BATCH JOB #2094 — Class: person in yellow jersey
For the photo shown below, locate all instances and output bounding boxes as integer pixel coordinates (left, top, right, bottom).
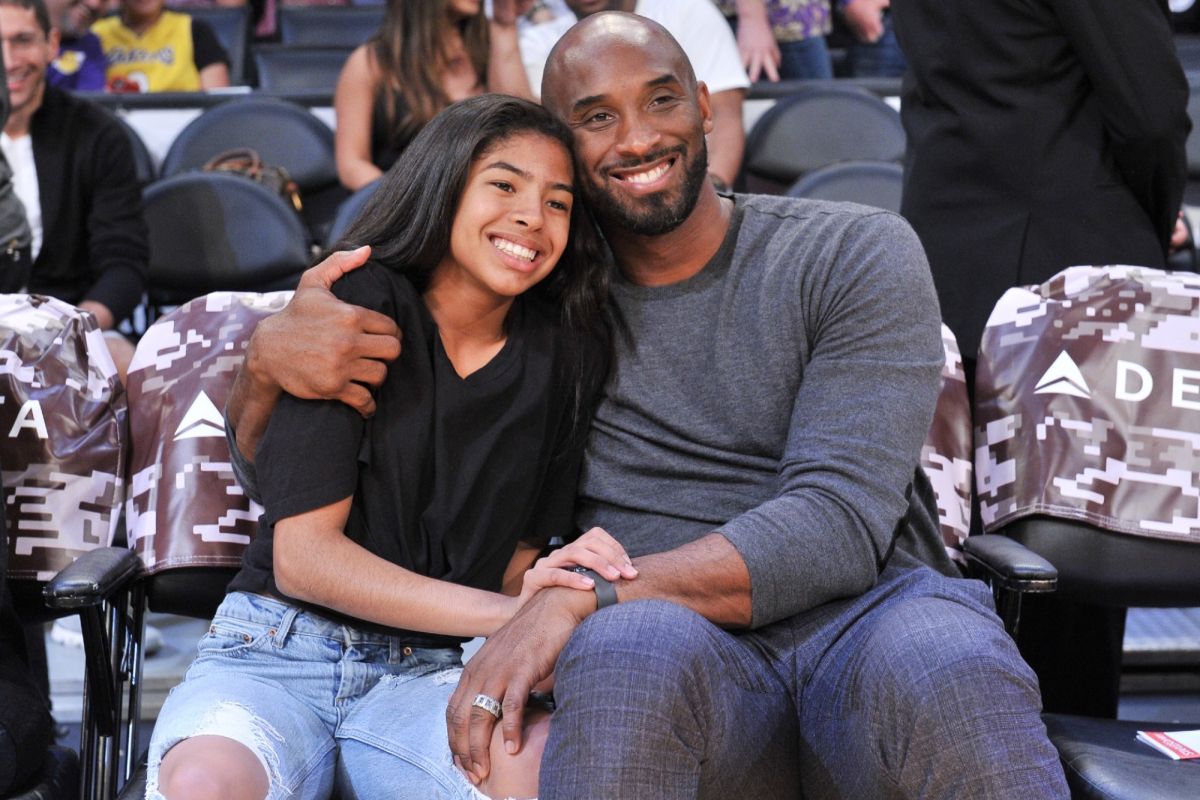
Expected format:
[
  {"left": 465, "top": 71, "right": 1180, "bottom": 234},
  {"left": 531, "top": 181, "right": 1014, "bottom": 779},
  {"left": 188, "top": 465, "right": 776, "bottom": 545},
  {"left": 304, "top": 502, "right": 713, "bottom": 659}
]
[{"left": 92, "top": 0, "right": 229, "bottom": 92}]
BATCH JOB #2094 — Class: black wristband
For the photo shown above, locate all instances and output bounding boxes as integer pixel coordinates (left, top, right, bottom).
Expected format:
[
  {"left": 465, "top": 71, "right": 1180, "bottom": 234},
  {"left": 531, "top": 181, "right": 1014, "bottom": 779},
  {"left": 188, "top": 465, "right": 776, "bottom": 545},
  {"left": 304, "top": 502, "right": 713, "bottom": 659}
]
[{"left": 571, "top": 567, "right": 619, "bottom": 609}]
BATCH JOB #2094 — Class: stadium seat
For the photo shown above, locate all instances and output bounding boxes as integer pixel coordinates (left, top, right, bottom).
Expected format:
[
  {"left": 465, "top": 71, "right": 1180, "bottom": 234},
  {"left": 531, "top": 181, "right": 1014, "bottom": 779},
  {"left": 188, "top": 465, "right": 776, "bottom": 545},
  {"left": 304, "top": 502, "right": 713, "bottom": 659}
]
[
  {"left": 0, "top": 295, "right": 131, "bottom": 800},
  {"left": 966, "top": 265, "right": 1200, "bottom": 800},
  {"left": 186, "top": 5, "right": 251, "bottom": 86},
  {"left": 742, "top": 83, "right": 905, "bottom": 195},
  {"left": 159, "top": 96, "right": 347, "bottom": 244},
  {"left": 325, "top": 178, "right": 379, "bottom": 249},
  {"left": 785, "top": 160, "right": 903, "bottom": 212},
  {"left": 253, "top": 45, "right": 353, "bottom": 93},
  {"left": 48, "top": 293, "right": 340, "bottom": 799},
  {"left": 141, "top": 172, "right": 309, "bottom": 319},
  {"left": 277, "top": 5, "right": 382, "bottom": 47},
  {"left": 113, "top": 114, "right": 156, "bottom": 186}
]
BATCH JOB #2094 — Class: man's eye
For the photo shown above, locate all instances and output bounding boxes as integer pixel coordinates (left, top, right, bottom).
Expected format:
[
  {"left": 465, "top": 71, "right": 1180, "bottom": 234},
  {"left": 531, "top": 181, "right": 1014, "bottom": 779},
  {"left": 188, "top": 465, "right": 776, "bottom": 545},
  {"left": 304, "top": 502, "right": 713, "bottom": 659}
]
[{"left": 586, "top": 111, "right": 613, "bottom": 124}]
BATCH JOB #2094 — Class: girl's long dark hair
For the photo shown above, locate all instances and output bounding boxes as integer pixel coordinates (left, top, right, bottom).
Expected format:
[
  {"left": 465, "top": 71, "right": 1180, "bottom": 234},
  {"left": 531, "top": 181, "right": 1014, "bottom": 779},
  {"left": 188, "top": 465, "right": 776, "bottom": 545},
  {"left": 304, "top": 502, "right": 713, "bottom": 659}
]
[
  {"left": 370, "top": 0, "right": 488, "bottom": 154},
  {"left": 335, "top": 94, "right": 612, "bottom": 450}
]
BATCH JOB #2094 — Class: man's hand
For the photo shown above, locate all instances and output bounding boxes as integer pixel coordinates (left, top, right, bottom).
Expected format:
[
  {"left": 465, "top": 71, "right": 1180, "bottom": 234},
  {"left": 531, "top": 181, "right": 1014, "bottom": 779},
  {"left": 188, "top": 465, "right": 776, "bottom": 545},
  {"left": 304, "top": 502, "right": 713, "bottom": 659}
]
[
  {"left": 447, "top": 587, "right": 595, "bottom": 785},
  {"left": 842, "top": 0, "right": 889, "bottom": 44},
  {"left": 491, "top": 0, "right": 536, "bottom": 26},
  {"left": 735, "top": 0, "right": 781, "bottom": 82},
  {"left": 246, "top": 246, "right": 401, "bottom": 418}
]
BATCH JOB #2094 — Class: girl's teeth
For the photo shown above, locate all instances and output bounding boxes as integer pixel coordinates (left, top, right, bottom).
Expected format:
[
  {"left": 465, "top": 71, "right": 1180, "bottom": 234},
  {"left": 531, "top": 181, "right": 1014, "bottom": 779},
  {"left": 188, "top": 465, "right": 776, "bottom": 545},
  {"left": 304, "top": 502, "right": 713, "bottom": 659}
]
[{"left": 494, "top": 238, "right": 536, "bottom": 261}]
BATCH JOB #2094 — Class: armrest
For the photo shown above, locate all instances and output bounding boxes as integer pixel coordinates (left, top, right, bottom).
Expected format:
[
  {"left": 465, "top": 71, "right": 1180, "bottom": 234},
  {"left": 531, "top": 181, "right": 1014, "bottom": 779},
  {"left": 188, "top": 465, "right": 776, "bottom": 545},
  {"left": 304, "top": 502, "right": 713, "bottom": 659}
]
[
  {"left": 43, "top": 546, "right": 143, "bottom": 610},
  {"left": 963, "top": 534, "right": 1058, "bottom": 595}
]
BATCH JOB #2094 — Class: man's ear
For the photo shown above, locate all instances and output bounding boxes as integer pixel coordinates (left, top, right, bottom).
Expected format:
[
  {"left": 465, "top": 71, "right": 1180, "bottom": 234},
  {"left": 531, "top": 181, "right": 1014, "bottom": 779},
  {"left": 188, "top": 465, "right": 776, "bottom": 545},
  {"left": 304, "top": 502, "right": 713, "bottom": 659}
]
[
  {"left": 696, "top": 80, "right": 714, "bottom": 136},
  {"left": 48, "top": 26, "right": 61, "bottom": 60}
]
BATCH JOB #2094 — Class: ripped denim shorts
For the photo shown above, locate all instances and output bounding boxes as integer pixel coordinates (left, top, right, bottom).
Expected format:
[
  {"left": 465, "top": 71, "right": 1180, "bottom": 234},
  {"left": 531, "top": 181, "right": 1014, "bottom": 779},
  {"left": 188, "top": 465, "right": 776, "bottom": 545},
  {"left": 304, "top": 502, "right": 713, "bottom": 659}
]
[{"left": 146, "top": 591, "right": 466, "bottom": 800}]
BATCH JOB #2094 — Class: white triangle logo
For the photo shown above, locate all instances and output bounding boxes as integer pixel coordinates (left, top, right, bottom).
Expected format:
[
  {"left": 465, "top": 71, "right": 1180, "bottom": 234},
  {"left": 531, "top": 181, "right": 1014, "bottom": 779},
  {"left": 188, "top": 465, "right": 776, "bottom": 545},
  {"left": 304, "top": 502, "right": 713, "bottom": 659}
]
[
  {"left": 174, "top": 391, "right": 226, "bottom": 440},
  {"left": 1034, "top": 351, "right": 1091, "bottom": 399}
]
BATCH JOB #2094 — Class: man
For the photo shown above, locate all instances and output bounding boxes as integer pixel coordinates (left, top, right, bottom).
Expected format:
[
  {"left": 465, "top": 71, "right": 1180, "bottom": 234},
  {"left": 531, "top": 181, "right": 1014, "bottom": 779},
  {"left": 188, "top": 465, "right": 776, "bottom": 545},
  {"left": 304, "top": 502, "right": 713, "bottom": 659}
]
[
  {"left": 520, "top": 0, "right": 748, "bottom": 190},
  {"left": 0, "top": 23, "right": 49, "bottom": 797},
  {"left": 0, "top": 0, "right": 147, "bottom": 376},
  {"left": 229, "top": 13, "right": 1067, "bottom": 798},
  {"left": 894, "top": 1, "right": 1189, "bottom": 719},
  {"left": 44, "top": 0, "right": 104, "bottom": 91}
]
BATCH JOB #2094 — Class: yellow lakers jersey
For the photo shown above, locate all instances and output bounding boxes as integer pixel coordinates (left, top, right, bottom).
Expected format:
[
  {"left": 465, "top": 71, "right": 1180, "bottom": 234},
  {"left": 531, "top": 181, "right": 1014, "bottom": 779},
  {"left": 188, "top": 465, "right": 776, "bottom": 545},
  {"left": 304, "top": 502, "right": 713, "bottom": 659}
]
[{"left": 93, "top": 11, "right": 200, "bottom": 93}]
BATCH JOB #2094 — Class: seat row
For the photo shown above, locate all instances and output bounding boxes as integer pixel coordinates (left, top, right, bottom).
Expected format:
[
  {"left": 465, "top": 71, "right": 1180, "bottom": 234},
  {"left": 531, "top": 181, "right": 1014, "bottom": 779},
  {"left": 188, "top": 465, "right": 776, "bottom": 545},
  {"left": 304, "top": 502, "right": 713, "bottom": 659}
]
[{"left": 3, "top": 264, "right": 1199, "bottom": 798}]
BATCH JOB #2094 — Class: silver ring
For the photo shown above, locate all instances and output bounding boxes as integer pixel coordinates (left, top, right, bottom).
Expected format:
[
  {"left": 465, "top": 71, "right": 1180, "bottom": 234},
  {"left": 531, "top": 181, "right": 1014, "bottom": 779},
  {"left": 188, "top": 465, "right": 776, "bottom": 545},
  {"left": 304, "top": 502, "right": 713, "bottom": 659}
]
[{"left": 472, "top": 693, "right": 503, "bottom": 719}]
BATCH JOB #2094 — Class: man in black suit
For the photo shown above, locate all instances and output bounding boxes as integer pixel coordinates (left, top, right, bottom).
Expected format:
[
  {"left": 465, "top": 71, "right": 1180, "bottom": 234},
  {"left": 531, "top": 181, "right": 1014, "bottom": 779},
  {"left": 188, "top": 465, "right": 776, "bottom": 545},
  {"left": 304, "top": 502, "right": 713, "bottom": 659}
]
[{"left": 894, "top": 0, "right": 1190, "bottom": 719}]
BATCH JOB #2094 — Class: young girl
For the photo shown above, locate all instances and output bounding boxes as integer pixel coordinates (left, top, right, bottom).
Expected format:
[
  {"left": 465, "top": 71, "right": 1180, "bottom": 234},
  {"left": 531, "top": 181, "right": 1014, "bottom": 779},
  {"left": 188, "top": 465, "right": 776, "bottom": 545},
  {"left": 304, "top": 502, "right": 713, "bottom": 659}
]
[
  {"left": 334, "top": 0, "right": 533, "bottom": 191},
  {"left": 147, "top": 94, "right": 629, "bottom": 800}
]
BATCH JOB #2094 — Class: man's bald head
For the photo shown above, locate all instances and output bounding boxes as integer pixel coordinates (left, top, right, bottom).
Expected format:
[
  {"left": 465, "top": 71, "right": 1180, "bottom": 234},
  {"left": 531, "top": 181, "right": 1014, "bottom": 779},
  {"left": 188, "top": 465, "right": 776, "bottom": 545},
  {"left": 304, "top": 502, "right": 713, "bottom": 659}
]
[{"left": 541, "top": 12, "right": 698, "bottom": 117}]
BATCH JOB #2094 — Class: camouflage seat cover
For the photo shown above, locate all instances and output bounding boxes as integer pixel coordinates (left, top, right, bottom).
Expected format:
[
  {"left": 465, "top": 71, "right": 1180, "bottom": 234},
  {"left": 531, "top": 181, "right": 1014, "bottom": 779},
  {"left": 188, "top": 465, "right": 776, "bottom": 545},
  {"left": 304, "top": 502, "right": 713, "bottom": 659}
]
[
  {"left": 975, "top": 266, "right": 1200, "bottom": 544},
  {"left": 920, "top": 324, "right": 973, "bottom": 565},
  {"left": 126, "top": 291, "right": 291, "bottom": 574},
  {"left": 0, "top": 294, "right": 126, "bottom": 581}
]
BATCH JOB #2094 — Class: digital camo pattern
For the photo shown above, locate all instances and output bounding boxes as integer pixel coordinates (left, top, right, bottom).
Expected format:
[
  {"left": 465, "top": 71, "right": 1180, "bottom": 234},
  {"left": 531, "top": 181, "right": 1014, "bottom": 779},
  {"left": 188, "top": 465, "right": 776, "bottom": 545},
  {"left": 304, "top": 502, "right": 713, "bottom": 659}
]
[
  {"left": 920, "top": 324, "right": 973, "bottom": 564},
  {"left": 126, "top": 291, "right": 290, "bottom": 574},
  {"left": 0, "top": 294, "right": 126, "bottom": 580},
  {"left": 975, "top": 266, "right": 1200, "bottom": 544}
]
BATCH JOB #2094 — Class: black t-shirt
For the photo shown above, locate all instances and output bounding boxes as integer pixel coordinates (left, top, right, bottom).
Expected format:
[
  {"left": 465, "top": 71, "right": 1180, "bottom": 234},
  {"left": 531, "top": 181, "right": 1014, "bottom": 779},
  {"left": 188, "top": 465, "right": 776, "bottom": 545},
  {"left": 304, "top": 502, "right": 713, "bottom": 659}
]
[
  {"left": 191, "top": 19, "right": 228, "bottom": 71},
  {"left": 228, "top": 262, "right": 583, "bottom": 646}
]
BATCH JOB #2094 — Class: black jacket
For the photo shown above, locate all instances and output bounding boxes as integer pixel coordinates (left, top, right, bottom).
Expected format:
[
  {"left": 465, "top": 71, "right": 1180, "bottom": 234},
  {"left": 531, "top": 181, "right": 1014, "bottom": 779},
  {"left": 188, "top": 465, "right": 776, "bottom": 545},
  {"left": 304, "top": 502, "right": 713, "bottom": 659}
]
[
  {"left": 23, "top": 86, "right": 147, "bottom": 323},
  {"left": 895, "top": 0, "right": 1190, "bottom": 358}
]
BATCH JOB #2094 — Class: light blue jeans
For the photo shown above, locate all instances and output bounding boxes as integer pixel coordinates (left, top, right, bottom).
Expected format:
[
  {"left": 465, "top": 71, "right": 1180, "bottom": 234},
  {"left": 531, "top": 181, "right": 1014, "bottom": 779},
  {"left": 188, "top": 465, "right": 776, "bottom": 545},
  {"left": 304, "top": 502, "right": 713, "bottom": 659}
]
[{"left": 146, "top": 592, "right": 475, "bottom": 800}]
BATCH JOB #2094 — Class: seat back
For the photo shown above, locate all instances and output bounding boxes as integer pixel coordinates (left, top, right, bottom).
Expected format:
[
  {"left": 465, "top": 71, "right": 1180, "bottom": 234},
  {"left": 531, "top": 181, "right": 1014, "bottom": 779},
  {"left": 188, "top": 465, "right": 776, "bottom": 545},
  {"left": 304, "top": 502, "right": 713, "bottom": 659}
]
[
  {"left": 920, "top": 324, "right": 973, "bottom": 566},
  {"left": 974, "top": 265, "right": 1200, "bottom": 605},
  {"left": 0, "top": 295, "right": 126, "bottom": 582},
  {"left": 743, "top": 83, "right": 905, "bottom": 194},
  {"left": 786, "top": 160, "right": 904, "bottom": 212},
  {"left": 253, "top": 45, "right": 353, "bottom": 93},
  {"left": 114, "top": 113, "right": 157, "bottom": 186},
  {"left": 277, "top": 5, "right": 382, "bottom": 47},
  {"left": 125, "top": 292, "right": 290, "bottom": 615},
  {"left": 160, "top": 97, "right": 336, "bottom": 188},
  {"left": 142, "top": 171, "right": 309, "bottom": 314},
  {"left": 159, "top": 97, "right": 344, "bottom": 243},
  {"left": 185, "top": 5, "right": 251, "bottom": 86},
  {"left": 325, "top": 178, "right": 379, "bottom": 249}
]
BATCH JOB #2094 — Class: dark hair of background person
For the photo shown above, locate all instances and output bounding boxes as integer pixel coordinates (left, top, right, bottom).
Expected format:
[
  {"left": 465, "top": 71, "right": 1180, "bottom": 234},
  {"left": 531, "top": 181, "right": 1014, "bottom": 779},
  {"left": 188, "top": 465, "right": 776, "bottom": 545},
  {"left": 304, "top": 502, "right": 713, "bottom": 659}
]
[
  {"left": 335, "top": 93, "right": 613, "bottom": 451},
  {"left": 371, "top": 0, "right": 489, "bottom": 155},
  {"left": 0, "top": 0, "right": 51, "bottom": 36}
]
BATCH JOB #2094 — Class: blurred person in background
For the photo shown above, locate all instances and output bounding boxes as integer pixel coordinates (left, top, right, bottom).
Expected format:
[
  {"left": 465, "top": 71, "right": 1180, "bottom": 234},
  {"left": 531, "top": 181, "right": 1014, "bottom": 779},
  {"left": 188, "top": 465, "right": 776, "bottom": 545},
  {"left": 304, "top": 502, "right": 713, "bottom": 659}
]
[
  {"left": 92, "top": 0, "right": 230, "bottom": 91},
  {"left": 0, "top": 0, "right": 147, "bottom": 376},
  {"left": 334, "top": 0, "right": 534, "bottom": 192},
  {"left": 715, "top": 0, "right": 834, "bottom": 81},
  {"left": 0, "top": 19, "right": 51, "bottom": 792},
  {"left": 44, "top": 0, "right": 105, "bottom": 89}
]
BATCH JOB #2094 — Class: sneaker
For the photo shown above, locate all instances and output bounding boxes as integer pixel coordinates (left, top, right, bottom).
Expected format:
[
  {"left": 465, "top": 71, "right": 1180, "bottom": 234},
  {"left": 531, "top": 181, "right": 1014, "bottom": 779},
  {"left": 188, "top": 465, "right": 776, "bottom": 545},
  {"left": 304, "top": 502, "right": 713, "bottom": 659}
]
[{"left": 50, "top": 615, "right": 164, "bottom": 657}]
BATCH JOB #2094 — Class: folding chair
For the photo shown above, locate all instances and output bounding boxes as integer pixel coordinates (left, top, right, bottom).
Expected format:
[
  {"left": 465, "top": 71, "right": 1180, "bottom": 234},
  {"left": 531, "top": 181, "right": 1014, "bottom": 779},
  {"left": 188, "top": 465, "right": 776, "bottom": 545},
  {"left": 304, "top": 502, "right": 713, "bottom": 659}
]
[
  {"left": 965, "top": 265, "right": 1200, "bottom": 799},
  {"left": 742, "top": 83, "right": 905, "bottom": 195},
  {"left": 0, "top": 294, "right": 132, "bottom": 800}
]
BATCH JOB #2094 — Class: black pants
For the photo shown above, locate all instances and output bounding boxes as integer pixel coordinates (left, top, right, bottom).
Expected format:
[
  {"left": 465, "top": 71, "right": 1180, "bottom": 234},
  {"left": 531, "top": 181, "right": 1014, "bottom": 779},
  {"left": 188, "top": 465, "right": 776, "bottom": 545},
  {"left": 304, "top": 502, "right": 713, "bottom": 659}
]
[{"left": 1, "top": 497, "right": 53, "bottom": 794}]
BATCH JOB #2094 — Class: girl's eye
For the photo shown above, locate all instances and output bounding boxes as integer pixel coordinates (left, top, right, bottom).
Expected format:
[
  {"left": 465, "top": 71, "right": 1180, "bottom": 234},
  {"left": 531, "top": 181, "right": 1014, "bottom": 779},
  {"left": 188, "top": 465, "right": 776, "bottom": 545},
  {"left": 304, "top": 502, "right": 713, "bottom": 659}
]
[
  {"left": 547, "top": 200, "right": 569, "bottom": 212},
  {"left": 492, "top": 181, "right": 515, "bottom": 192}
]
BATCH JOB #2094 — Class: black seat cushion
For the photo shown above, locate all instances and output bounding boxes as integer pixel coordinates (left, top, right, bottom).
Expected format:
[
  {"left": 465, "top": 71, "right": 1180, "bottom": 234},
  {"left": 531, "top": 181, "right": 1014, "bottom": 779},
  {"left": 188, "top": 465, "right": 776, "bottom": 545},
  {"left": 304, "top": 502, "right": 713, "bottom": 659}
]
[{"left": 1044, "top": 713, "right": 1200, "bottom": 800}]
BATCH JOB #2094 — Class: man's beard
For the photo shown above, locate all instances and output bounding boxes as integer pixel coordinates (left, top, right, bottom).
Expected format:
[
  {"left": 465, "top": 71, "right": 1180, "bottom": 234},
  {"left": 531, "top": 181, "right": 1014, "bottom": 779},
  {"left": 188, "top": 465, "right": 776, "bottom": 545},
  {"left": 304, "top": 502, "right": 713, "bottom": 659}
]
[{"left": 584, "top": 140, "right": 709, "bottom": 237}]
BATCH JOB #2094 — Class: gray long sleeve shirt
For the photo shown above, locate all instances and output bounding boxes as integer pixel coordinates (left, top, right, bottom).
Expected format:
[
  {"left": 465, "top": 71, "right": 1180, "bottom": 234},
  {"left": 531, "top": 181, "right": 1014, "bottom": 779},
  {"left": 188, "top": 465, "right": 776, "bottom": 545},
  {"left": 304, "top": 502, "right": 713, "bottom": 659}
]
[{"left": 576, "top": 194, "right": 957, "bottom": 628}]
